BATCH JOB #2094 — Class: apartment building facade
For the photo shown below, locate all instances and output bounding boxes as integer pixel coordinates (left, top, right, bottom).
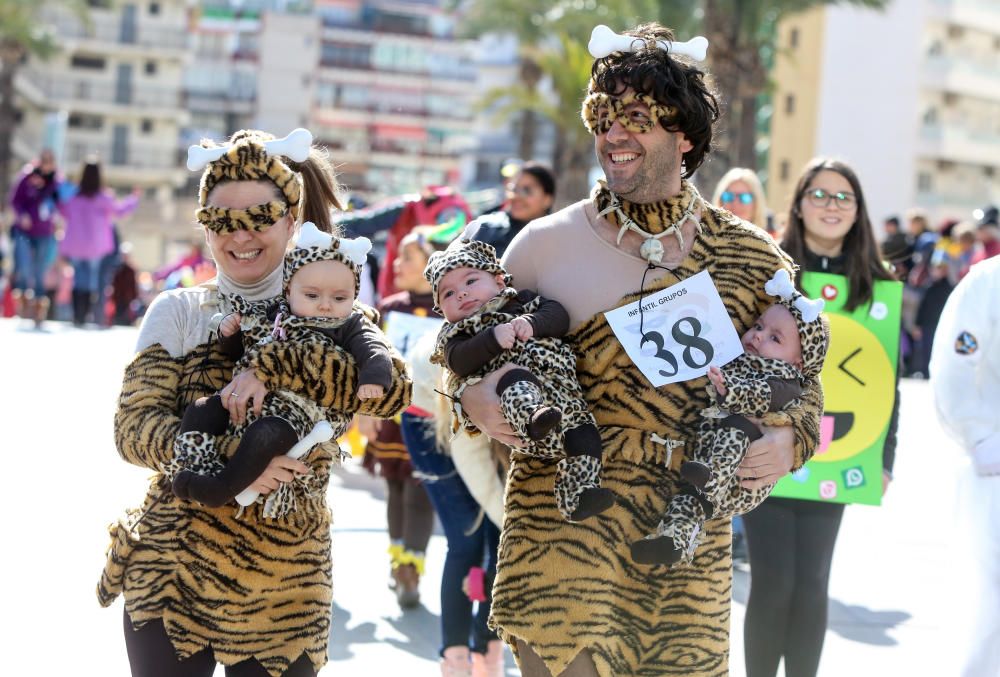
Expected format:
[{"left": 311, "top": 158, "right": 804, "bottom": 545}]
[{"left": 767, "top": 0, "right": 1000, "bottom": 229}]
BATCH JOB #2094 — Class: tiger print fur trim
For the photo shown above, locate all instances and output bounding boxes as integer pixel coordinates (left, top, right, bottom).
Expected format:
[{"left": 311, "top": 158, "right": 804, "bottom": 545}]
[
  {"left": 195, "top": 200, "right": 289, "bottom": 234},
  {"left": 592, "top": 179, "right": 700, "bottom": 236}
]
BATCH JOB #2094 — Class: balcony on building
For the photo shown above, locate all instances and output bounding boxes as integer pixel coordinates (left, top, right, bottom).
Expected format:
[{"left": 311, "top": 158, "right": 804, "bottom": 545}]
[{"left": 42, "top": 5, "right": 189, "bottom": 56}]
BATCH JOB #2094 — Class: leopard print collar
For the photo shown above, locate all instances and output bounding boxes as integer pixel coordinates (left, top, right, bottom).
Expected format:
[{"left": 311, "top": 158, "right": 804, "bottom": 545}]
[{"left": 593, "top": 179, "right": 703, "bottom": 261}]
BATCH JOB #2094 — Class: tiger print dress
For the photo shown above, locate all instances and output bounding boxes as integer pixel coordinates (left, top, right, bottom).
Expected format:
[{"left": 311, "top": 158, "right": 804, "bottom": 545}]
[
  {"left": 489, "top": 196, "right": 824, "bottom": 676},
  {"left": 97, "top": 279, "right": 411, "bottom": 676}
]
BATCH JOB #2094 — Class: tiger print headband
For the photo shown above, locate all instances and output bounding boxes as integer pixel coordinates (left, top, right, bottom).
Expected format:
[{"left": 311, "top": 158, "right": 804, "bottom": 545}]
[{"left": 187, "top": 128, "right": 313, "bottom": 233}]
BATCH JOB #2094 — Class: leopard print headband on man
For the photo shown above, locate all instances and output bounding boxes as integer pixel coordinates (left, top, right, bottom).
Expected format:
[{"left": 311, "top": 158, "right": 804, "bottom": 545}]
[
  {"left": 187, "top": 128, "right": 313, "bottom": 233},
  {"left": 284, "top": 221, "right": 371, "bottom": 299},
  {"left": 423, "top": 236, "right": 512, "bottom": 314},
  {"left": 764, "top": 269, "right": 830, "bottom": 378}
]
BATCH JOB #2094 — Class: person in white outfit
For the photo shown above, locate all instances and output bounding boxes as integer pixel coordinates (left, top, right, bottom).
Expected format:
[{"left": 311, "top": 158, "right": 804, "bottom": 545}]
[{"left": 929, "top": 255, "right": 1000, "bottom": 677}]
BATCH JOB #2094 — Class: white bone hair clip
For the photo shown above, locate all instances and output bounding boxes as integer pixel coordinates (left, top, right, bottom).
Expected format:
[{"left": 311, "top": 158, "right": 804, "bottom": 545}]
[
  {"left": 588, "top": 25, "right": 709, "bottom": 61},
  {"left": 296, "top": 221, "right": 372, "bottom": 267},
  {"left": 186, "top": 128, "right": 314, "bottom": 172}
]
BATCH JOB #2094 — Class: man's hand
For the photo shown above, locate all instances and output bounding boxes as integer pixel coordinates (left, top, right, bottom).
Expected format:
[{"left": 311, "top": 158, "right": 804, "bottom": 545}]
[
  {"left": 493, "top": 323, "right": 516, "bottom": 349},
  {"left": 220, "top": 313, "right": 242, "bottom": 338},
  {"left": 357, "top": 384, "right": 384, "bottom": 400},
  {"left": 735, "top": 422, "right": 795, "bottom": 490},
  {"left": 708, "top": 366, "right": 727, "bottom": 398},
  {"left": 247, "top": 455, "right": 311, "bottom": 496},
  {"left": 511, "top": 316, "right": 534, "bottom": 341},
  {"left": 460, "top": 363, "right": 522, "bottom": 448},
  {"left": 220, "top": 370, "right": 268, "bottom": 425}
]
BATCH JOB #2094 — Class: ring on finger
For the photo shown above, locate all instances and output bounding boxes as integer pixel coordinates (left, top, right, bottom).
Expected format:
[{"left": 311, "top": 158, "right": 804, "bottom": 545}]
[{"left": 229, "top": 392, "right": 238, "bottom": 398}]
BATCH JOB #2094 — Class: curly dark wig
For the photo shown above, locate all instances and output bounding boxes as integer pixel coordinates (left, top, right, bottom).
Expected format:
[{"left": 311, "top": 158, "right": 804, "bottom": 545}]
[{"left": 590, "top": 23, "right": 720, "bottom": 178}]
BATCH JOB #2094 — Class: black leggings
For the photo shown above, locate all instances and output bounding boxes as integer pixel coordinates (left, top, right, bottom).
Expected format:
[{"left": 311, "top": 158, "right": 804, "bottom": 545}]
[
  {"left": 742, "top": 497, "right": 845, "bottom": 677},
  {"left": 123, "top": 611, "right": 316, "bottom": 677}
]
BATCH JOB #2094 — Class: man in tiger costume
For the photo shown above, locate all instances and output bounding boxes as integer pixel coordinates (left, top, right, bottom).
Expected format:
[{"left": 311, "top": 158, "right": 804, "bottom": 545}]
[{"left": 459, "top": 23, "right": 824, "bottom": 676}]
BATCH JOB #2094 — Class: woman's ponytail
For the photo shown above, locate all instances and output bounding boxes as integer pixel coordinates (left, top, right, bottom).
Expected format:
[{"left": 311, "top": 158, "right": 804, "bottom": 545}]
[{"left": 293, "top": 146, "right": 344, "bottom": 236}]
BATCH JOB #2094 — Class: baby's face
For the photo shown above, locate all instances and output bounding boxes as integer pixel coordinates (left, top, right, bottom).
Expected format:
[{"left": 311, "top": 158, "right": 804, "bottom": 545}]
[
  {"left": 741, "top": 304, "right": 803, "bottom": 369},
  {"left": 437, "top": 267, "right": 506, "bottom": 322},
  {"left": 287, "top": 259, "right": 355, "bottom": 320}
]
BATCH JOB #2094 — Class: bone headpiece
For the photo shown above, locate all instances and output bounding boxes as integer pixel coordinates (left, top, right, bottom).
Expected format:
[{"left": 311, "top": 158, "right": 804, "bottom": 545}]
[{"left": 588, "top": 24, "right": 709, "bottom": 61}]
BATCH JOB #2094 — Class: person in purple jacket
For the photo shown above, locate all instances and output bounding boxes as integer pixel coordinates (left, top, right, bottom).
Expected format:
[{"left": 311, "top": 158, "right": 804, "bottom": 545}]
[
  {"left": 58, "top": 160, "right": 140, "bottom": 326},
  {"left": 8, "top": 149, "right": 61, "bottom": 327}
]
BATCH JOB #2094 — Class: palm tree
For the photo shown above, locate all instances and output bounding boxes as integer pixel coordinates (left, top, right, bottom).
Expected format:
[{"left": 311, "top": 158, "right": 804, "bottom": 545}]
[
  {"left": 478, "top": 34, "right": 595, "bottom": 204},
  {"left": 0, "top": 0, "right": 87, "bottom": 203},
  {"left": 697, "top": 0, "right": 889, "bottom": 189},
  {"left": 458, "top": 0, "right": 665, "bottom": 163}
]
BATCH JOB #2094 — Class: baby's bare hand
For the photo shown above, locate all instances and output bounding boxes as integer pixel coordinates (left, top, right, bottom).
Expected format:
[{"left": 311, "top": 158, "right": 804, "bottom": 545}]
[
  {"left": 220, "top": 313, "right": 242, "bottom": 337},
  {"left": 708, "top": 366, "right": 727, "bottom": 397},
  {"left": 357, "top": 384, "right": 384, "bottom": 400},
  {"left": 511, "top": 316, "right": 534, "bottom": 341},
  {"left": 494, "top": 323, "right": 516, "bottom": 349}
]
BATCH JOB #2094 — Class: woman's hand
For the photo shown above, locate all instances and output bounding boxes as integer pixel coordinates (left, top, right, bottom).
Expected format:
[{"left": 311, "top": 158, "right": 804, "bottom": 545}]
[
  {"left": 220, "top": 370, "right": 268, "bottom": 426},
  {"left": 460, "top": 363, "right": 522, "bottom": 448},
  {"left": 735, "top": 422, "right": 795, "bottom": 490},
  {"left": 357, "top": 384, "right": 385, "bottom": 400},
  {"left": 246, "top": 454, "right": 311, "bottom": 496},
  {"left": 707, "top": 366, "right": 727, "bottom": 397},
  {"left": 356, "top": 415, "right": 382, "bottom": 440}
]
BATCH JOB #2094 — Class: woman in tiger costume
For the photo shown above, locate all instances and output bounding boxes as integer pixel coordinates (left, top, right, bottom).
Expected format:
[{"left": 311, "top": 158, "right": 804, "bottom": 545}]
[
  {"left": 97, "top": 128, "right": 411, "bottom": 676},
  {"left": 459, "top": 24, "right": 824, "bottom": 676}
]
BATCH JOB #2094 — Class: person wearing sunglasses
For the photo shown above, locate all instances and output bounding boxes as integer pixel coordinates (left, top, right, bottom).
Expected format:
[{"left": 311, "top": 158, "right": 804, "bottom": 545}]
[
  {"left": 742, "top": 157, "right": 900, "bottom": 677},
  {"left": 712, "top": 167, "right": 769, "bottom": 234},
  {"left": 471, "top": 162, "right": 557, "bottom": 258}
]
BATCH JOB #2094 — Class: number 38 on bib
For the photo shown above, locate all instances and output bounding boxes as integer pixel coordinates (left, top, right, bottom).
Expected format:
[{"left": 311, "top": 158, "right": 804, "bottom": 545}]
[{"left": 604, "top": 270, "right": 744, "bottom": 387}]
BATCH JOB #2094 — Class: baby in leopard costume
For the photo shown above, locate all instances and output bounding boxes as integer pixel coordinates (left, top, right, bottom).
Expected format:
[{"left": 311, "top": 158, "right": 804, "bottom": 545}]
[
  {"left": 632, "top": 269, "right": 830, "bottom": 566},
  {"left": 425, "top": 236, "right": 616, "bottom": 522},
  {"left": 168, "top": 221, "right": 393, "bottom": 514}
]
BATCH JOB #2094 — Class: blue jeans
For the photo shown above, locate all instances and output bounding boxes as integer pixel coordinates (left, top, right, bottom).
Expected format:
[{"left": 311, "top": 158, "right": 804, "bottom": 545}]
[
  {"left": 400, "top": 412, "right": 500, "bottom": 655},
  {"left": 11, "top": 230, "right": 56, "bottom": 296},
  {"left": 69, "top": 258, "right": 101, "bottom": 293}
]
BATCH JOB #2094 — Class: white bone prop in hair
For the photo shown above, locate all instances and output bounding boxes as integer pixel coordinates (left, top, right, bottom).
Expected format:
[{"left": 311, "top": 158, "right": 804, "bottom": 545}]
[
  {"left": 295, "top": 221, "right": 372, "bottom": 266},
  {"left": 186, "top": 128, "right": 315, "bottom": 172},
  {"left": 764, "top": 269, "right": 825, "bottom": 323},
  {"left": 588, "top": 25, "right": 709, "bottom": 61},
  {"left": 235, "top": 421, "right": 334, "bottom": 506}
]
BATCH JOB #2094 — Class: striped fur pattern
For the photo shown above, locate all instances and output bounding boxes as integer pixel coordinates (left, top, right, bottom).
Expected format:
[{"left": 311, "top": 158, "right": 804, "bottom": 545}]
[
  {"left": 101, "top": 303, "right": 410, "bottom": 674},
  {"left": 489, "top": 200, "right": 824, "bottom": 676},
  {"left": 196, "top": 129, "right": 302, "bottom": 222},
  {"left": 195, "top": 200, "right": 289, "bottom": 234}
]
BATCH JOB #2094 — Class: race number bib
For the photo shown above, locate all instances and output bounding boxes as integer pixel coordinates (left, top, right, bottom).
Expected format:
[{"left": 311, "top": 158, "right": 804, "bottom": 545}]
[
  {"left": 384, "top": 311, "right": 443, "bottom": 362},
  {"left": 604, "top": 270, "right": 743, "bottom": 387}
]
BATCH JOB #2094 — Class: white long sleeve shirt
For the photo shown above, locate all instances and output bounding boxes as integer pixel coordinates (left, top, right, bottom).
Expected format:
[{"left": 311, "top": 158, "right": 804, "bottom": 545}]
[{"left": 930, "top": 256, "right": 1000, "bottom": 475}]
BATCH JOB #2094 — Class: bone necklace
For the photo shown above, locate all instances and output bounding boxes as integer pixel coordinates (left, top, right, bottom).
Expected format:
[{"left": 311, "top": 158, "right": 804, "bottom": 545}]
[{"left": 595, "top": 184, "right": 702, "bottom": 264}]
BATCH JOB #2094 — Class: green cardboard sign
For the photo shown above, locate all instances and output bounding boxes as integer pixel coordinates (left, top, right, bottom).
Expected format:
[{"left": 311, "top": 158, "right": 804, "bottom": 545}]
[{"left": 770, "top": 273, "right": 902, "bottom": 506}]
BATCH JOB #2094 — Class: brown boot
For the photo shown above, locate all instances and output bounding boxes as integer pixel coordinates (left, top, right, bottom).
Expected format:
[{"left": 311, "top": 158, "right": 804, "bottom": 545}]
[
  {"left": 33, "top": 295, "right": 49, "bottom": 329},
  {"left": 392, "top": 562, "right": 421, "bottom": 609}
]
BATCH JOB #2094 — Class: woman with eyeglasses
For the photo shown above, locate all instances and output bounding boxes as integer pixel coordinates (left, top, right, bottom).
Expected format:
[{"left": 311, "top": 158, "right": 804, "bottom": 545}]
[
  {"left": 742, "top": 157, "right": 900, "bottom": 677},
  {"left": 471, "top": 162, "right": 556, "bottom": 257},
  {"left": 712, "top": 167, "right": 769, "bottom": 234}
]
